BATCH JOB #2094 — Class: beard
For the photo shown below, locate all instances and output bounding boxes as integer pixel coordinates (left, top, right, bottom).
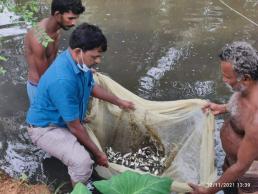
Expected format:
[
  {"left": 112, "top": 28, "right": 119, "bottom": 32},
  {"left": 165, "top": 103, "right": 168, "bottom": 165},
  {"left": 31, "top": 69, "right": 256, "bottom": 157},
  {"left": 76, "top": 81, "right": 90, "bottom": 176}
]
[
  {"left": 225, "top": 83, "right": 234, "bottom": 93},
  {"left": 225, "top": 83, "right": 247, "bottom": 93}
]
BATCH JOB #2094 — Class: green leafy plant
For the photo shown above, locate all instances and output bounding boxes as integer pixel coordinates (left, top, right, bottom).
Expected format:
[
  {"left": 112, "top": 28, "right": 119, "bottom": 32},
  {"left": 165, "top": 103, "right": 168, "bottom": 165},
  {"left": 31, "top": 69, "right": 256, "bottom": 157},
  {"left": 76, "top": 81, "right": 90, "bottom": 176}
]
[
  {"left": 0, "top": 0, "right": 9, "bottom": 12},
  {"left": 34, "top": 26, "right": 54, "bottom": 48},
  {"left": 71, "top": 171, "right": 172, "bottom": 194},
  {"left": 13, "top": 0, "right": 54, "bottom": 47},
  {"left": 0, "top": 0, "right": 53, "bottom": 48},
  {"left": 7, "top": 0, "right": 39, "bottom": 26},
  {"left": 94, "top": 171, "right": 172, "bottom": 194},
  {"left": 71, "top": 182, "right": 92, "bottom": 194}
]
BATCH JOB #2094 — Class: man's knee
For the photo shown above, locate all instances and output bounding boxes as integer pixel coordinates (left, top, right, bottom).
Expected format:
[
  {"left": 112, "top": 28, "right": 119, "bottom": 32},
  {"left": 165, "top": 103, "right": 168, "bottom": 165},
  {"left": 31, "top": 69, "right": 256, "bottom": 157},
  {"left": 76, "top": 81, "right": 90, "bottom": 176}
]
[
  {"left": 73, "top": 153, "right": 94, "bottom": 169},
  {"left": 68, "top": 151, "right": 94, "bottom": 183}
]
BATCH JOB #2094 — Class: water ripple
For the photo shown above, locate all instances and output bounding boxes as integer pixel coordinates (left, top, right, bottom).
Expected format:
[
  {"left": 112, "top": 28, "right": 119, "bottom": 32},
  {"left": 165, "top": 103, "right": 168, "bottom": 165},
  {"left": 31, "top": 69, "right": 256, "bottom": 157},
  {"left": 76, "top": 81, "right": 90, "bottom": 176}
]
[
  {"left": 0, "top": 8, "right": 27, "bottom": 38},
  {"left": 0, "top": 113, "right": 48, "bottom": 182},
  {"left": 138, "top": 47, "right": 182, "bottom": 99}
]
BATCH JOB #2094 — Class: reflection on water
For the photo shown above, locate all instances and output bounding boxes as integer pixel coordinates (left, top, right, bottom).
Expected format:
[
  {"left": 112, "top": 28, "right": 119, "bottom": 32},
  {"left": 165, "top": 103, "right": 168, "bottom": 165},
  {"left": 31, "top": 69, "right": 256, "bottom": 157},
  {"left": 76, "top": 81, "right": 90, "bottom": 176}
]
[
  {"left": 0, "top": 36, "right": 27, "bottom": 86},
  {"left": 171, "top": 80, "right": 215, "bottom": 97},
  {"left": 0, "top": 112, "right": 47, "bottom": 182},
  {"left": 202, "top": 2, "right": 224, "bottom": 32},
  {"left": 138, "top": 47, "right": 182, "bottom": 98},
  {"left": 0, "top": 8, "right": 27, "bottom": 37},
  {"left": 0, "top": 27, "right": 26, "bottom": 38},
  {"left": 0, "top": 0, "right": 258, "bottom": 185}
]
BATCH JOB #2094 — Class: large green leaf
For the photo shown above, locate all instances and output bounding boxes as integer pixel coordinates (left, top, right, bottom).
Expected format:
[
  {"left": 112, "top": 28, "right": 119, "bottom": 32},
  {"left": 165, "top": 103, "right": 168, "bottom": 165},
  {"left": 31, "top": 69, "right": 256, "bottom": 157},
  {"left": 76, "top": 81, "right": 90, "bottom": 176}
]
[
  {"left": 71, "top": 182, "right": 92, "bottom": 194},
  {"left": 94, "top": 171, "right": 172, "bottom": 194}
]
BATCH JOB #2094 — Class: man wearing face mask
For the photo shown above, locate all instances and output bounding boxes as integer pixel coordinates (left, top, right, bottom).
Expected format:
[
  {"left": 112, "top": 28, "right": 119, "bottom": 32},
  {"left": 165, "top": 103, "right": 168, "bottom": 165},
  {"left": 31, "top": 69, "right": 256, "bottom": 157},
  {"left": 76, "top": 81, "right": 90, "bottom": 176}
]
[
  {"left": 26, "top": 23, "right": 135, "bottom": 186},
  {"left": 24, "top": 0, "right": 85, "bottom": 104},
  {"left": 189, "top": 42, "right": 258, "bottom": 194}
]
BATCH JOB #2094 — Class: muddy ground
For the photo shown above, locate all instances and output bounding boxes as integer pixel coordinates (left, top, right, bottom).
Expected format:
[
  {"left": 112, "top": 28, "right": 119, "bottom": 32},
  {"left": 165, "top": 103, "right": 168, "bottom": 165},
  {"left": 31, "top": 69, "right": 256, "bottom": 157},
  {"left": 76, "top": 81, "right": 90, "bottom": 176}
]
[{"left": 0, "top": 171, "right": 50, "bottom": 194}]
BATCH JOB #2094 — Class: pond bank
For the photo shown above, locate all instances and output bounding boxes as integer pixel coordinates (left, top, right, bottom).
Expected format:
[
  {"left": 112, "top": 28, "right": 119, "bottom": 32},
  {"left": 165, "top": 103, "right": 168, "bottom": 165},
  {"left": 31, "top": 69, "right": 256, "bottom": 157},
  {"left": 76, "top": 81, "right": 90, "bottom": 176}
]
[{"left": 0, "top": 170, "right": 50, "bottom": 194}]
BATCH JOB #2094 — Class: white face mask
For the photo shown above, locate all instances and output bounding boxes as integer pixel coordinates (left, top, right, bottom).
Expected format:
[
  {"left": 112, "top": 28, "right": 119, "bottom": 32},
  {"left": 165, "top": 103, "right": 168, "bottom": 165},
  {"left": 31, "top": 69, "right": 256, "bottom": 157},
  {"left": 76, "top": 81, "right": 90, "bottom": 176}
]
[{"left": 77, "top": 50, "right": 90, "bottom": 72}]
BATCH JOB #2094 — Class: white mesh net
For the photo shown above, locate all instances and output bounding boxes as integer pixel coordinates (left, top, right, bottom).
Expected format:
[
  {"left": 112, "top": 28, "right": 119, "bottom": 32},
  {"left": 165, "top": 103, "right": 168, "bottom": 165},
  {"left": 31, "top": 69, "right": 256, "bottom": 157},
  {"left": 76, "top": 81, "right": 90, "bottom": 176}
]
[{"left": 85, "top": 73, "right": 216, "bottom": 193}]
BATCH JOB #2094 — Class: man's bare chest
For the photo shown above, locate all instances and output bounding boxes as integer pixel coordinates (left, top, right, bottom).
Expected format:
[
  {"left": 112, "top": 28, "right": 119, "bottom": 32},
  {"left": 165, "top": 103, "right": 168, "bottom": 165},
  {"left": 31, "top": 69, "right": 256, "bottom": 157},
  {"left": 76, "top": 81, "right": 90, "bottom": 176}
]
[
  {"left": 45, "top": 42, "right": 58, "bottom": 58},
  {"left": 228, "top": 93, "right": 253, "bottom": 131}
]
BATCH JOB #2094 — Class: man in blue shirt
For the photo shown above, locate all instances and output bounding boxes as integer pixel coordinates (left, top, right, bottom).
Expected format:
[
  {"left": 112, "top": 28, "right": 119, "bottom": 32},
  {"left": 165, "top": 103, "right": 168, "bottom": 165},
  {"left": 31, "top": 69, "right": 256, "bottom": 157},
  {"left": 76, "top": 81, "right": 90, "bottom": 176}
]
[{"left": 26, "top": 23, "right": 135, "bottom": 186}]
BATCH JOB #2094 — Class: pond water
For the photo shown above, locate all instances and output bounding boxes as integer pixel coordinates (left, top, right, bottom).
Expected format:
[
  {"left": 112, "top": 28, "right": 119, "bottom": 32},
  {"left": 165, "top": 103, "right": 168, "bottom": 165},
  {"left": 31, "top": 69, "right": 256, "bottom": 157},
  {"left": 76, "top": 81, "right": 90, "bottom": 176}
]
[{"left": 0, "top": 0, "right": 258, "bottom": 191}]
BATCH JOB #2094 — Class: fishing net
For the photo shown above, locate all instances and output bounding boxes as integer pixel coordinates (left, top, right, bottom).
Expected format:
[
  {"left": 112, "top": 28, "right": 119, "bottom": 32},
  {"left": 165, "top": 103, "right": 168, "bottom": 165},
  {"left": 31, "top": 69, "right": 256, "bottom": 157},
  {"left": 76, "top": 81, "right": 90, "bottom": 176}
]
[{"left": 85, "top": 73, "right": 216, "bottom": 193}]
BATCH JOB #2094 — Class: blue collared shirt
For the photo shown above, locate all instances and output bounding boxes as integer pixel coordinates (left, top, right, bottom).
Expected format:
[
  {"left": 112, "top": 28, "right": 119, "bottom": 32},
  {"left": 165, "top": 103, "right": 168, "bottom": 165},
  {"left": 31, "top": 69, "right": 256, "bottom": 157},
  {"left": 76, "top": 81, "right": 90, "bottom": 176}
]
[{"left": 26, "top": 49, "right": 95, "bottom": 128}]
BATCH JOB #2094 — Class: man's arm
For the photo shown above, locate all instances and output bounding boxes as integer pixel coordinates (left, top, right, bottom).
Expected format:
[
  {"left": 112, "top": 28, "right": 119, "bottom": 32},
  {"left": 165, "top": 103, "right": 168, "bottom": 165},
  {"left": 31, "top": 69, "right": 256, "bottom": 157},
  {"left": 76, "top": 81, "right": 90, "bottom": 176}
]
[
  {"left": 92, "top": 84, "right": 135, "bottom": 110},
  {"left": 203, "top": 102, "right": 228, "bottom": 115},
  {"left": 48, "top": 80, "right": 108, "bottom": 167},
  {"left": 189, "top": 121, "right": 258, "bottom": 194},
  {"left": 67, "top": 119, "right": 108, "bottom": 167},
  {"left": 32, "top": 41, "right": 49, "bottom": 76}
]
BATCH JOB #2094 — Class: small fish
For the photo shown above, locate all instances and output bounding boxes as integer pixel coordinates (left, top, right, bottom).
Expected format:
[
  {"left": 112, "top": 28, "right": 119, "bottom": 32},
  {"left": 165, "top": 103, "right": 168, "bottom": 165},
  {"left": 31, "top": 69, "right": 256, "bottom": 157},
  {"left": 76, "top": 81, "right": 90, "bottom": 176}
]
[{"left": 105, "top": 146, "right": 166, "bottom": 175}]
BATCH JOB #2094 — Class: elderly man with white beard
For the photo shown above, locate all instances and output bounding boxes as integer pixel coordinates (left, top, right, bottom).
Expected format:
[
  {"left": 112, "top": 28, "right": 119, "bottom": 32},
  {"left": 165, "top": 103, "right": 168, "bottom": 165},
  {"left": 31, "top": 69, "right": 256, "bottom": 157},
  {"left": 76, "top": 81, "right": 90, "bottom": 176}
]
[{"left": 189, "top": 41, "right": 258, "bottom": 194}]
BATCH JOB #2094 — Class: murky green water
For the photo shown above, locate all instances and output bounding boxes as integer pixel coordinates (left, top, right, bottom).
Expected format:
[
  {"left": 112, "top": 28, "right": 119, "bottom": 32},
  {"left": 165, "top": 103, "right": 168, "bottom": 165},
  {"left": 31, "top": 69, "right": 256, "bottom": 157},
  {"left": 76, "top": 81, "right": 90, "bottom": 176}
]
[{"left": 0, "top": 0, "right": 258, "bottom": 189}]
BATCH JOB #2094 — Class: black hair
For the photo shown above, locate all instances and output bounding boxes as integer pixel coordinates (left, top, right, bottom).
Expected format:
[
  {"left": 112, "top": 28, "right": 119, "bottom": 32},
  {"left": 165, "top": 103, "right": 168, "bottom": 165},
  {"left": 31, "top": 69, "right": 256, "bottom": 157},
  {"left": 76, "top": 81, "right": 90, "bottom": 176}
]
[
  {"left": 219, "top": 41, "right": 258, "bottom": 80},
  {"left": 51, "top": 0, "right": 85, "bottom": 15},
  {"left": 69, "top": 23, "right": 107, "bottom": 52}
]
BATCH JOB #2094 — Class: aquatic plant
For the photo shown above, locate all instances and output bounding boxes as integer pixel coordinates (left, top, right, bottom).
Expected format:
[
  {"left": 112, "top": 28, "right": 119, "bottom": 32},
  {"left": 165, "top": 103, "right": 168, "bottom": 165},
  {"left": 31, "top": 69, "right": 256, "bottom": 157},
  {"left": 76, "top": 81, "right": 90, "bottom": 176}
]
[
  {"left": 71, "top": 182, "right": 92, "bottom": 194},
  {"left": 94, "top": 171, "right": 172, "bottom": 194},
  {"left": 71, "top": 171, "right": 172, "bottom": 194}
]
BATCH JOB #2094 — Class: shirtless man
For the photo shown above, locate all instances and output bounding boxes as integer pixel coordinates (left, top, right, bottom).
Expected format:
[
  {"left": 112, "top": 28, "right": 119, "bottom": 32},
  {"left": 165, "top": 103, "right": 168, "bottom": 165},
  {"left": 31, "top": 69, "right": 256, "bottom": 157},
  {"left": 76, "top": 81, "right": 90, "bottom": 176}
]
[
  {"left": 189, "top": 41, "right": 258, "bottom": 194},
  {"left": 24, "top": 0, "right": 85, "bottom": 104}
]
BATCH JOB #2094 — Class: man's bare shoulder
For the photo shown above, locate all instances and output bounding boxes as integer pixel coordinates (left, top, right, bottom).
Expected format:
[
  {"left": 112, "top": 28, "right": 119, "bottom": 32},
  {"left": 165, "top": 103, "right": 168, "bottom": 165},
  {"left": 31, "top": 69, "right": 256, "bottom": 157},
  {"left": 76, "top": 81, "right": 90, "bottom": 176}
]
[
  {"left": 25, "top": 19, "right": 48, "bottom": 47},
  {"left": 25, "top": 36, "right": 45, "bottom": 60},
  {"left": 25, "top": 30, "right": 48, "bottom": 56}
]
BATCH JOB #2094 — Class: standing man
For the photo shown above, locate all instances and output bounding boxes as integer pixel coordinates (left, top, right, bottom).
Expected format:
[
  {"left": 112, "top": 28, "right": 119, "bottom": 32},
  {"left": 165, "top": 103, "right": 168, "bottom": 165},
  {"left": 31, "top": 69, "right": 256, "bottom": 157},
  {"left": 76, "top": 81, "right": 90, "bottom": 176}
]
[
  {"left": 189, "top": 41, "right": 258, "bottom": 194},
  {"left": 26, "top": 23, "right": 135, "bottom": 185},
  {"left": 24, "top": 0, "right": 85, "bottom": 104}
]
